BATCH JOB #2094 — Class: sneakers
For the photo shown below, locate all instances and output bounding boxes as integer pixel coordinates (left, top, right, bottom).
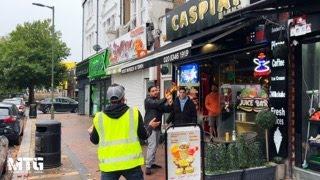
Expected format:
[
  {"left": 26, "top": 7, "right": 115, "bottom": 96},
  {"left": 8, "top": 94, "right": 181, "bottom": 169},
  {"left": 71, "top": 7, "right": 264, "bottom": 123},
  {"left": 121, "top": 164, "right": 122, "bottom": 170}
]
[
  {"left": 145, "top": 168, "right": 151, "bottom": 175},
  {"left": 151, "top": 164, "right": 162, "bottom": 169},
  {"left": 145, "top": 164, "right": 162, "bottom": 175}
]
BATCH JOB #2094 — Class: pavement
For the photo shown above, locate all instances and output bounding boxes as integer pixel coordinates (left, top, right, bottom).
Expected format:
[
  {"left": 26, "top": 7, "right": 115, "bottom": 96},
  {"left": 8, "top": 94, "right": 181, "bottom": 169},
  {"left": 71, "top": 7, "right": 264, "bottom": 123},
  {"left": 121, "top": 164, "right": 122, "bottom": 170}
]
[{"left": 10, "top": 111, "right": 166, "bottom": 180}]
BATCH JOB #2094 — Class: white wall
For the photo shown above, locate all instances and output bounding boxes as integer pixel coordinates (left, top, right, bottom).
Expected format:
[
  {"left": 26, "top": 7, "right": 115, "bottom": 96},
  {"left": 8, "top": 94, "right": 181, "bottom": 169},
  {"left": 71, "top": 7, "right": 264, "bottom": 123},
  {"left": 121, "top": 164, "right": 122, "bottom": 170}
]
[
  {"left": 83, "top": 0, "right": 97, "bottom": 59},
  {"left": 83, "top": 0, "right": 121, "bottom": 60},
  {"left": 82, "top": 0, "right": 173, "bottom": 60},
  {"left": 99, "top": 0, "right": 121, "bottom": 49}
]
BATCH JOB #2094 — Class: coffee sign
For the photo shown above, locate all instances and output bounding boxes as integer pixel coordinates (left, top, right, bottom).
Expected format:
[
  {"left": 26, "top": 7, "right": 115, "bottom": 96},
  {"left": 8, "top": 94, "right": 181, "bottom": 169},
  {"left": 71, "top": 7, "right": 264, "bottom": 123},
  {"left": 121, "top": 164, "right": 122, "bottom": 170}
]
[{"left": 166, "top": 0, "right": 250, "bottom": 40}]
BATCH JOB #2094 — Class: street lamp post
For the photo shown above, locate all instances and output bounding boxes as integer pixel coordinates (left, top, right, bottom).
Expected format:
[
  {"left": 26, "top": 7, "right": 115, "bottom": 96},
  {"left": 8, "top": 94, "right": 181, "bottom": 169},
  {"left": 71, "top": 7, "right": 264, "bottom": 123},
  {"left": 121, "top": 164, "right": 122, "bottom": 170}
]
[{"left": 32, "top": 3, "right": 55, "bottom": 120}]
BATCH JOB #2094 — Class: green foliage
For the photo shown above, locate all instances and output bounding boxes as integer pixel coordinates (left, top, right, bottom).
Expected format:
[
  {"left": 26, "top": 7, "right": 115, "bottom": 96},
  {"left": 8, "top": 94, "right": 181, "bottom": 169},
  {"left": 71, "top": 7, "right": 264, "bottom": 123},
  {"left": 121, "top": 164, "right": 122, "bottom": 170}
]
[
  {"left": 228, "top": 143, "right": 239, "bottom": 170},
  {"left": 248, "top": 142, "right": 265, "bottom": 167},
  {"left": 255, "top": 110, "right": 277, "bottom": 130},
  {"left": 237, "top": 135, "right": 249, "bottom": 169},
  {"left": 205, "top": 135, "right": 266, "bottom": 175},
  {"left": 0, "top": 20, "right": 70, "bottom": 102}
]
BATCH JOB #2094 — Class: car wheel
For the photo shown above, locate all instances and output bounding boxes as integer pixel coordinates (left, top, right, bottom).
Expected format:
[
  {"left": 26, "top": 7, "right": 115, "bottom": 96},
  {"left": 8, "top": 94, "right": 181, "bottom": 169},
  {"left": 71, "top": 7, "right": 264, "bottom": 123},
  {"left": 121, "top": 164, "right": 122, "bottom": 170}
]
[
  {"left": 71, "top": 108, "right": 78, "bottom": 113},
  {"left": 14, "top": 135, "right": 22, "bottom": 146},
  {"left": 43, "top": 106, "right": 50, "bottom": 114}
]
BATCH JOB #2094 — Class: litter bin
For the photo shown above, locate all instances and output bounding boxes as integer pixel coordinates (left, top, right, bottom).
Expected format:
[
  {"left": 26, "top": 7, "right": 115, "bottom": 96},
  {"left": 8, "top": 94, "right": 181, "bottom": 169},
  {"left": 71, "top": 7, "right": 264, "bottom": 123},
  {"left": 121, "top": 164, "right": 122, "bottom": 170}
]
[
  {"left": 35, "top": 120, "right": 61, "bottom": 168},
  {"left": 29, "top": 104, "right": 37, "bottom": 118}
]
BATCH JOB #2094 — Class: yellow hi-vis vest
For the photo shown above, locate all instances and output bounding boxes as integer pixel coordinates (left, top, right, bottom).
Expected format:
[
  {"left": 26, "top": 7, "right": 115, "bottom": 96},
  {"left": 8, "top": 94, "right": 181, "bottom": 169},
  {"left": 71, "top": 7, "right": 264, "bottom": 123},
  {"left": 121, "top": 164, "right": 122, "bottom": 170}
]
[{"left": 93, "top": 107, "right": 144, "bottom": 172}]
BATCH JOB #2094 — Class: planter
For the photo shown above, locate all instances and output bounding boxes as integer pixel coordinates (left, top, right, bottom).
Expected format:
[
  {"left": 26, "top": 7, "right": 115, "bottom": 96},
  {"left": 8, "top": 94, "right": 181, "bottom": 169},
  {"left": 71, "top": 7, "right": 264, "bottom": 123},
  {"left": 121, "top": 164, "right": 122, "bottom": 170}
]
[
  {"left": 205, "top": 170, "right": 243, "bottom": 180},
  {"left": 243, "top": 166, "right": 276, "bottom": 180},
  {"left": 269, "top": 162, "right": 285, "bottom": 180}
]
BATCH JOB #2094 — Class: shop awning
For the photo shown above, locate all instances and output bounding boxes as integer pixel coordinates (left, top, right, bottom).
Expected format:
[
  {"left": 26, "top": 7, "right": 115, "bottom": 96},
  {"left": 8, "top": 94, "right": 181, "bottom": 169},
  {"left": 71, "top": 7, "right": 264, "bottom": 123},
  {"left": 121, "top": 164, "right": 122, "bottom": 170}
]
[{"left": 120, "top": 17, "right": 257, "bottom": 74}]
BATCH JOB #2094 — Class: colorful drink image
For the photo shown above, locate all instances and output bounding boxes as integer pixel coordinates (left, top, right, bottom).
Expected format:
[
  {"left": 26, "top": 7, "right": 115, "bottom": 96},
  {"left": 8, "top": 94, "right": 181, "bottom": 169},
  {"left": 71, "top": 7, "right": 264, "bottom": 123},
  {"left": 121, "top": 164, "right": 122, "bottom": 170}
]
[{"left": 170, "top": 142, "right": 199, "bottom": 175}]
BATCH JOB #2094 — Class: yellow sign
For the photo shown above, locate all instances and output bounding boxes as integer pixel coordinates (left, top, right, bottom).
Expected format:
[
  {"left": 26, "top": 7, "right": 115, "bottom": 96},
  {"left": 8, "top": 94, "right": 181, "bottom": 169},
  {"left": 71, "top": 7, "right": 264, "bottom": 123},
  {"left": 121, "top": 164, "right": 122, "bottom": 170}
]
[{"left": 61, "top": 60, "right": 76, "bottom": 71}]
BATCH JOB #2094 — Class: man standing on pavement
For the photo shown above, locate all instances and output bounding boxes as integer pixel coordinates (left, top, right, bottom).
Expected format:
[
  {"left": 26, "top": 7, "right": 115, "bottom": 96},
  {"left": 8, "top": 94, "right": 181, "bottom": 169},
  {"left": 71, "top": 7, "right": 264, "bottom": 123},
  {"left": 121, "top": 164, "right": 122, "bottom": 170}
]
[
  {"left": 88, "top": 83, "right": 160, "bottom": 180},
  {"left": 144, "top": 85, "right": 172, "bottom": 175},
  {"left": 167, "top": 87, "right": 197, "bottom": 126}
]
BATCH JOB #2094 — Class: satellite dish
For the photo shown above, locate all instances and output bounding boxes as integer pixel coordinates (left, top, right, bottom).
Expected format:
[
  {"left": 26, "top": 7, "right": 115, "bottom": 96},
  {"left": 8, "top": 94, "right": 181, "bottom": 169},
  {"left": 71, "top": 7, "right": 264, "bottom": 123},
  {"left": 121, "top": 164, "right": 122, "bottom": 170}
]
[{"left": 161, "top": 66, "right": 169, "bottom": 75}]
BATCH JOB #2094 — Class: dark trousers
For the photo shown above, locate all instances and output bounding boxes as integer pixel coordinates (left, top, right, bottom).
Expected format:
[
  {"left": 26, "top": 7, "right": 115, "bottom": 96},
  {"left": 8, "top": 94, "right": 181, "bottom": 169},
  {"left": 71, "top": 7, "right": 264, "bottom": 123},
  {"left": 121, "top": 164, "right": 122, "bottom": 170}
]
[{"left": 101, "top": 166, "right": 143, "bottom": 180}]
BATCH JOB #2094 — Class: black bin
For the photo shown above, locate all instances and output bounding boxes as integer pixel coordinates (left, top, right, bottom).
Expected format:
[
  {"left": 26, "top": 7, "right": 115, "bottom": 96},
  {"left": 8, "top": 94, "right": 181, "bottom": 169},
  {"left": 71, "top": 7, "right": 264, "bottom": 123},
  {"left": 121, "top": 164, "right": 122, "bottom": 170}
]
[
  {"left": 35, "top": 120, "right": 61, "bottom": 168},
  {"left": 29, "top": 104, "right": 37, "bottom": 118}
]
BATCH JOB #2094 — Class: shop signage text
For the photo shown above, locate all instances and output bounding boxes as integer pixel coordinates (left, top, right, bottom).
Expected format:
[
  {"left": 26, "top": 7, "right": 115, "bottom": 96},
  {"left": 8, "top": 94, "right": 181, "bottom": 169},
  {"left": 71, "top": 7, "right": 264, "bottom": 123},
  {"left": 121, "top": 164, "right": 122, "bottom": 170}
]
[
  {"left": 288, "top": 16, "right": 312, "bottom": 37},
  {"left": 76, "top": 60, "right": 89, "bottom": 77},
  {"left": 268, "top": 23, "right": 288, "bottom": 158},
  {"left": 162, "top": 48, "right": 190, "bottom": 64},
  {"left": 121, "top": 48, "right": 191, "bottom": 74},
  {"left": 166, "top": 0, "right": 250, "bottom": 40},
  {"left": 88, "top": 50, "right": 109, "bottom": 79},
  {"left": 271, "top": 41, "right": 285, "bottom": 50},
  {"left": 109, "top": 26, "right": 147, "bottom": 65},
  {"left": 121, "top": 64, "right": 144, "bottom": 74},
  {"left": 272, "top": 58, "right": 285, "bottom": 67}
]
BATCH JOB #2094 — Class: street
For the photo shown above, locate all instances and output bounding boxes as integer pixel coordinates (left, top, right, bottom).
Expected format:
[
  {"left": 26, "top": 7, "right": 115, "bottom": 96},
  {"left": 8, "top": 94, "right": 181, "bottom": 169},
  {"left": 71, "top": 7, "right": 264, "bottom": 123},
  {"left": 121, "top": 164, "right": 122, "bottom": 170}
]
[{"left": 2, "top": 111, "right": 166, "bottom": 180}]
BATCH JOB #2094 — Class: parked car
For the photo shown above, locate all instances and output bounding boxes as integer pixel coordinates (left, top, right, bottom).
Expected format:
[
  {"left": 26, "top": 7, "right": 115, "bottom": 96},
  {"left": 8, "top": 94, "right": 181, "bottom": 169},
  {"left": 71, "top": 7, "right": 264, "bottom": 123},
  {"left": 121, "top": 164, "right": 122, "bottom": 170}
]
[
  {"left": 0, "top": 136, "right": 8, "bottom": 175},
  {"left": 2, "top": 98, "right": 26, "bottom": 116},
  {"left": 0, "top": 102, "right": 24, "bottom": 145},
  {"left": 38, "top": 97, "right": 78, "bottom": 114}
]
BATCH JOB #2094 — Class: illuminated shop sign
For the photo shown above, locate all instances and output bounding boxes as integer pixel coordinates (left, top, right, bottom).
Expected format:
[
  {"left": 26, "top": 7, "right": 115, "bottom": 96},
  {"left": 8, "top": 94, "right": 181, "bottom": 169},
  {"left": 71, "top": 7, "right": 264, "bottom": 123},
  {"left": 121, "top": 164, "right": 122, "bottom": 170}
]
[
  {"left": 166, "top": 0, "right": 250, "bottom": 40},
  {"left": 237, "top": 87, "right": 269, "bottom": 112},
  {"left": 253, "top": 53, "right": 271, "bottom": 77}
]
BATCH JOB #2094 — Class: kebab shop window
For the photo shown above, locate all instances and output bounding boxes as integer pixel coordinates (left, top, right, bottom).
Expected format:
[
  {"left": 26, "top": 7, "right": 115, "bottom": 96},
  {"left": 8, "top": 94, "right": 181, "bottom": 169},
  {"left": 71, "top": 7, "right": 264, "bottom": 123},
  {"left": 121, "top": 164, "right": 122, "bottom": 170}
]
[{"left": 200, "top": 49, "right": 271, "bottom": 140}]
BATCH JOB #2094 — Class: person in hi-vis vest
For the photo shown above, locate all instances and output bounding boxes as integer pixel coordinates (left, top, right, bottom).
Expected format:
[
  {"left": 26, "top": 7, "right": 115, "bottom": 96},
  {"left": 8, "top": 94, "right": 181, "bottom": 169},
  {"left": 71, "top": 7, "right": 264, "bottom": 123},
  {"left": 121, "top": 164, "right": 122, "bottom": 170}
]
[{"left": 88, "top": 84, "right": 160, "bottom": 180}]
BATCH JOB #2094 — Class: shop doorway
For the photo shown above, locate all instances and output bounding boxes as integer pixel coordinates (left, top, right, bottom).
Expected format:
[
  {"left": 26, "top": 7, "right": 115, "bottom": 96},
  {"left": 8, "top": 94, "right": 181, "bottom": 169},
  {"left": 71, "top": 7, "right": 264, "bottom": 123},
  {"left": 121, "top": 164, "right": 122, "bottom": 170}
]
[
  {"left": 161, "top": 77, "right": 172, "bottom": 131},
  {"left": 296, "top": 41, "right": 320, "bottom": 168}
]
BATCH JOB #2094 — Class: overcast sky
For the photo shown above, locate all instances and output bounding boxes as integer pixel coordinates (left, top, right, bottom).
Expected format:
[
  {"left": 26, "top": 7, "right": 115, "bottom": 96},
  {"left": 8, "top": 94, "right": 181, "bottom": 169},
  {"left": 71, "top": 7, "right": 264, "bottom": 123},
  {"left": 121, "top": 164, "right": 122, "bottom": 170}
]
[{"left": 0, "top": 0, "right": 82, "bottom": 62}]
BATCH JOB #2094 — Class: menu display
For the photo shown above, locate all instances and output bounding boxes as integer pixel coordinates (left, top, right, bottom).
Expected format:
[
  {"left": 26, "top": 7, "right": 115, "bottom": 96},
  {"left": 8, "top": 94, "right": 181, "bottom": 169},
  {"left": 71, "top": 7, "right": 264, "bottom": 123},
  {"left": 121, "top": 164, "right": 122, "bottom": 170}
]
[{"left": 166, "top": 126, "right": 202, "bottom": 180}]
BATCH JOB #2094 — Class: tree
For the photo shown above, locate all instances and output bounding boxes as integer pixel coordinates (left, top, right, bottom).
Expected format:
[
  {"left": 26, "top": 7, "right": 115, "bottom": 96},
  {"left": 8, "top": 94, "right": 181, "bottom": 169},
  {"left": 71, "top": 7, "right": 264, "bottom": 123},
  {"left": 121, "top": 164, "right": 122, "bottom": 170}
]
[{"left": 0, "top": 20, "right": 70, "bottom": 103}]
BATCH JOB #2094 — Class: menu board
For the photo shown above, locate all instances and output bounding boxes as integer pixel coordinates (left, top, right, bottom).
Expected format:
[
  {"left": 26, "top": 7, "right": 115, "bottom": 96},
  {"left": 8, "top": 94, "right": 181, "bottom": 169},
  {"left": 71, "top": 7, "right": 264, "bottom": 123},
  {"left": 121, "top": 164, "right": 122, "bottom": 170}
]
[
  {"left": 166, "top": 126, "right": 202, "bottom": 180},
  {"left": 268, "top": 24, "right": 289, "bottom": 159}
]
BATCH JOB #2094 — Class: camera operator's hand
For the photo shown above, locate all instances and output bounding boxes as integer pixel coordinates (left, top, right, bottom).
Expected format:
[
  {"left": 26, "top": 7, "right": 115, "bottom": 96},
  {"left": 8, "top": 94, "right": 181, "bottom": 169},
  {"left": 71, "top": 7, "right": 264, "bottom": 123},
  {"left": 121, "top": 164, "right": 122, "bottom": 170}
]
[{"left": 149, "top": 118, "right": 160, "bottom": 128}]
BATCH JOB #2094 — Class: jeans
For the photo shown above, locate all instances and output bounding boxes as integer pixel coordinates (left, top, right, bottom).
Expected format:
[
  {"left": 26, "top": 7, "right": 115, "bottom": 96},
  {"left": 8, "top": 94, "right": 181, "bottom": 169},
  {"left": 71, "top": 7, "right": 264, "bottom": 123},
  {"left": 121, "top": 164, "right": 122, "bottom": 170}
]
[
  {"left": 146, "top": 130, "right": 160, "bottom": 168},
  {"left": 101, "top": 166, "right": 143, "bottom": 180}
]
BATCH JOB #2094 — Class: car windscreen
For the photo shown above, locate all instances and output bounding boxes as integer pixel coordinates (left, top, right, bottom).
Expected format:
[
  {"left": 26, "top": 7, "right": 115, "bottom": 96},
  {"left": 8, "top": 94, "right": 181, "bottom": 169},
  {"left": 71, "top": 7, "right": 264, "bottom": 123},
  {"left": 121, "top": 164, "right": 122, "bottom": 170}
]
[
  {"left": 3, "top": 99, "right": 20, "bottom": 105},
  {"left": 0, "top": 108, "right": 10, "bottom": 116}
]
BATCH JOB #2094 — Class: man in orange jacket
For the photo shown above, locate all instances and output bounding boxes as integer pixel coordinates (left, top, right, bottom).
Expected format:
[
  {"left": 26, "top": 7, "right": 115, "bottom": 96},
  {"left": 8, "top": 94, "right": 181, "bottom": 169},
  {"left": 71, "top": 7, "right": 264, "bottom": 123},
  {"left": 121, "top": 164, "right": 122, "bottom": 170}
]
[{"left": 205, "top": 84, "right": 221, "bottom": 138}]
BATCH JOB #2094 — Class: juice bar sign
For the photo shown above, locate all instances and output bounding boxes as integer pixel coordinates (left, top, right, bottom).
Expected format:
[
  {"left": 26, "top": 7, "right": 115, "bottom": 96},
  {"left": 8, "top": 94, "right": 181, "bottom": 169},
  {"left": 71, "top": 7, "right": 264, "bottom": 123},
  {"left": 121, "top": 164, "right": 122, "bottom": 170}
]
[{"left": 166, "top": 0, "right": 249, "bottom": 41}]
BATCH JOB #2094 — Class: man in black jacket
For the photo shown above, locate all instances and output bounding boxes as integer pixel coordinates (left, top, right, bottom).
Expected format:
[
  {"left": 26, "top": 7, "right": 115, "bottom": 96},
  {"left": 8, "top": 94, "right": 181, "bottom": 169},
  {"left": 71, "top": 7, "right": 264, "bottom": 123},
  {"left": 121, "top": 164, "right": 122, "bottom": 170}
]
[
  {"left": 144, "top": 85, "right": 172, "bottom": 175},
  {"left": 167, "top": 87, "right": 197, "bottom": 125},
  {"left": 88, "top": 84, "right": 160, "bottom": 179}
]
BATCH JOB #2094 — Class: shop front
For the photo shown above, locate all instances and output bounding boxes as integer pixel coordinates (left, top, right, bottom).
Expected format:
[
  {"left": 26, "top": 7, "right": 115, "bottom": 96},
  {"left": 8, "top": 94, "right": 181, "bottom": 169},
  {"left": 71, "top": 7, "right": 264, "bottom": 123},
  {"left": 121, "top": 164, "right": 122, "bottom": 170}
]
[
  {"left": 76, "top": 59, "right": 90, "bottom": 115},
  {"left": 290, "top": 10, "right": 320, "bottom": 178},
  {"left": 88, "top": 50, "right": 111, "bottom": 115},
  {"left": 117, "top": 0, "right": 299, "bottom": 178}
]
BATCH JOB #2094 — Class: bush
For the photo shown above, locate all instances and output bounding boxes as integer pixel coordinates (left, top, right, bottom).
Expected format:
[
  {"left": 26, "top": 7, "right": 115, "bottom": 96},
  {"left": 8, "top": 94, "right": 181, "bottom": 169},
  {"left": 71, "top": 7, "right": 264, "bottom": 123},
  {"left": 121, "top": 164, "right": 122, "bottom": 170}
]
[
  {"left": 255, "top": 110, "right": 277, "bottom": 130},
  {"left": 205, "top": 136, "right": 266, "bottom": 174}
]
